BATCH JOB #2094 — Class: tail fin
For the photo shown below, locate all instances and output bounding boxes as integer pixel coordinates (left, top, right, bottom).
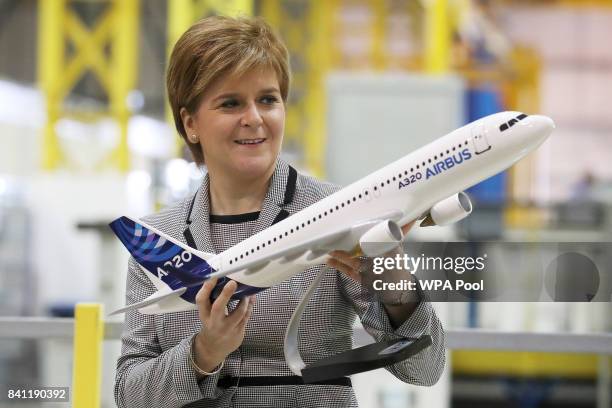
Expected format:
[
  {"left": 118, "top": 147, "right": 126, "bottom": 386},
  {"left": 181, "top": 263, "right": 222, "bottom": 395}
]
[{"left": 109, "top": 216, "right": 216, "bottom": 291}]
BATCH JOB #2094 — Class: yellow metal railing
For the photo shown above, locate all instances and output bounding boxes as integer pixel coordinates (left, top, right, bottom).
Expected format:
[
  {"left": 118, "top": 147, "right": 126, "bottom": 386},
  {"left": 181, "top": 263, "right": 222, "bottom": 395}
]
[{"left": 72, "top": 303, "right": 105, "bottom": 408}]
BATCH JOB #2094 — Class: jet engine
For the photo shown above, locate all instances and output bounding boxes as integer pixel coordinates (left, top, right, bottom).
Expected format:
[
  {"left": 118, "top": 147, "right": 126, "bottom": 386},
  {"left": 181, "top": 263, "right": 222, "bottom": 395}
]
[
  {"left": 359, "top": 220, "right": 403, "bottom": 257},
  {"left": 421, "top": 192, "right": 472, "bottom": 227}
]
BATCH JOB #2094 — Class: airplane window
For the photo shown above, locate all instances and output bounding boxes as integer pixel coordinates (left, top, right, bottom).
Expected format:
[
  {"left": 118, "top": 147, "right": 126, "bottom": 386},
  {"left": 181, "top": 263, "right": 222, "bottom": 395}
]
[
  {"left": 517, "top": 113, "right": 527, "bottom": 120},
  {"left": 500, "top": 123, "right": 509, "bottom": 131},
  {"left": 509, "top": 118, "right": 518, "bottom": 127},
  {"left": 410, "top": 168, "right": 413, "bottom": 172}
]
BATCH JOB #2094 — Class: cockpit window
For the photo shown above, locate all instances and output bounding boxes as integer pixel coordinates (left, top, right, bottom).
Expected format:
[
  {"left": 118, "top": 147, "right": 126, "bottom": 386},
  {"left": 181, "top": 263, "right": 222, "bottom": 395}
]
[{"left": 499, "top": 113, "right": 529, "bottom": 132}]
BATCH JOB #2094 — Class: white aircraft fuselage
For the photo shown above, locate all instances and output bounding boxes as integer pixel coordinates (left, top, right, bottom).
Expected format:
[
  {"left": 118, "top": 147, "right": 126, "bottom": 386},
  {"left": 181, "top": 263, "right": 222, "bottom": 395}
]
[{"left": 207, "top": 111, "right": 554, "bottom": 289}]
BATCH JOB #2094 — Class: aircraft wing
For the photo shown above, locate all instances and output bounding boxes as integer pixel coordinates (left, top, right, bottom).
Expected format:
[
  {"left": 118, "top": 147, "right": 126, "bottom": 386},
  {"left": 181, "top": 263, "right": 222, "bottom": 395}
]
[{"left": 207, "top": 209, "right": 403, "bottom": 280}]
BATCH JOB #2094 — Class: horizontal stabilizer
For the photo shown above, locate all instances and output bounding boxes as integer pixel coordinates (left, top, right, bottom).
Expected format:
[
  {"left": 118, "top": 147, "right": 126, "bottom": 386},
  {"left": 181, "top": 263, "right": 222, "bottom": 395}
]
[{"left": 109, "top": 287, "right": 187, "bottom": 316}]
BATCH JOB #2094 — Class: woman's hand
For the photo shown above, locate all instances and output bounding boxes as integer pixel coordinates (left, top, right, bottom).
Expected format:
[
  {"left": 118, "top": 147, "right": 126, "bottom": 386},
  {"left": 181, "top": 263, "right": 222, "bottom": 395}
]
[
  {"left": 326, "top": 221, "right": 420, "bottom": 327},
  {"left": 192, "top": 278, "right": 255, "bottom": 372},
  {"left": 326, "top": 221, "right": 415, "bottom": 282}
]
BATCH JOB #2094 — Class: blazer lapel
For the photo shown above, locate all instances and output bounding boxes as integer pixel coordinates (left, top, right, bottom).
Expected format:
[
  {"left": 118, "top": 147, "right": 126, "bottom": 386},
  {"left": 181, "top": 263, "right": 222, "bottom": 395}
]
[
  {"left": 183, "top": 174, "right": 217, "bottom": 253},
  {"left": 251, "top": 158, "right": 297, "bottom": 235},
  {"left": 182, "top": 158, "right": 299, "bottom": 252}
]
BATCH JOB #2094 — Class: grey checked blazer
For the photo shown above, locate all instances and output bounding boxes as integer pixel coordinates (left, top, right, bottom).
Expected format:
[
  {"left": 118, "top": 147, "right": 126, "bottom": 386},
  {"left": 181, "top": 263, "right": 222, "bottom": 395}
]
[{"left": 114, "top": 158, "right": 445, "bottom": 408}]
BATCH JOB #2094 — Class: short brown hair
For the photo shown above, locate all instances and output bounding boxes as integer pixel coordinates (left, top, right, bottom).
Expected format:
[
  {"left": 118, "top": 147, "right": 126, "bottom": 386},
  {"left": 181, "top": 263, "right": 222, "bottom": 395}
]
[{"left": 166, "top": 15, "right": 290, "bottom": 165}]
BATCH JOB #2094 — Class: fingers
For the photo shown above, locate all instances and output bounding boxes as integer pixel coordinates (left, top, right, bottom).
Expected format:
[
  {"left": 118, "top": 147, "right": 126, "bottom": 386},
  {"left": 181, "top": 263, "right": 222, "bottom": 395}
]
[
  {"left": 401, "top": 220, "right": 416, "bottom": 235},
  {"left": 228, "top": 295, "right": 255, "bottom": 327},
  {"left": 326, "top": 251, "right": 362, "bottom": 282},
  {"left": 195, "top": 277, "right": 217, "bottom": 320},
  {"left": 328, "top": 251, "right": 361, "bottom": 270},
  {"left": 211, "top": 280, "right": 238, "bottom": 316},
  {"left": 238, "top": 296, "right": 255, "bottom": 326}
]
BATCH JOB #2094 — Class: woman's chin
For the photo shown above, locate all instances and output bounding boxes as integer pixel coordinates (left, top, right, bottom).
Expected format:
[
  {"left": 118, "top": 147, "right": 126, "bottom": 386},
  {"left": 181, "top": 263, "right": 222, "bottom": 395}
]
[{"left": 232, "top": 155, "right": 276, "bottom": 179}]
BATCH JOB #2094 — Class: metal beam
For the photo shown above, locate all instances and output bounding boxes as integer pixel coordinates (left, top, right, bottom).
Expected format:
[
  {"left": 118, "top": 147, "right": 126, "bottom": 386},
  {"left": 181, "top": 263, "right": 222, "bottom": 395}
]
[{"left": 424, "top": 0, "right": 450, "bottom": 74}]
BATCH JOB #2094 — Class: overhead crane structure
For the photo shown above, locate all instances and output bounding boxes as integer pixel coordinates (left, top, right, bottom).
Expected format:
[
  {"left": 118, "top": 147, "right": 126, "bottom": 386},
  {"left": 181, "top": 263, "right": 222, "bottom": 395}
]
[
  {"left": 37, "top": 0, "right": 457, "bottom": 175},
  {"left": 38, "top": 0, "right": 139, "bottom": 172}
]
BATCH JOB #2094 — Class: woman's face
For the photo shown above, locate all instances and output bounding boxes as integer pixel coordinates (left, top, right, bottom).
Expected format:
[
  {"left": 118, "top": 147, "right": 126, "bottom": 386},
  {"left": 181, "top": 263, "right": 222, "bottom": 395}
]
[{"left": 182, "top": 67, "right": 285, "bottom": 182}]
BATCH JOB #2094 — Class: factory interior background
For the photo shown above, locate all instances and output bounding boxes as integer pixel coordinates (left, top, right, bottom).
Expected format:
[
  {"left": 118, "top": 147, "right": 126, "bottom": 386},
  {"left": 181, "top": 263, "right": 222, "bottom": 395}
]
[{"left": 0, "top": 0, "right": 611, "bottom": 407}]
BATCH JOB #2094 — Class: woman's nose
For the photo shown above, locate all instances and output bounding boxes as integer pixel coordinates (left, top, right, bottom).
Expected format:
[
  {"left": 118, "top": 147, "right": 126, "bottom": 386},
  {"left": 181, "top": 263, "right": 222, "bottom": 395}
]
[{"left": 240, "top": 102, "right": 264, "bottom": 128}]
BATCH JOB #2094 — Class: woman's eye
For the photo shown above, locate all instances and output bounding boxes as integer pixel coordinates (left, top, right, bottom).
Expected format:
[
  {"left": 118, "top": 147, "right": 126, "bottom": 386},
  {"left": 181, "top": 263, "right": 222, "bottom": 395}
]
[
  {"left": 220, "top": 99, "right": 239, "bottom": 108},
  {"left": 260, "top": 95, "right": 279, "bottom": 104}
]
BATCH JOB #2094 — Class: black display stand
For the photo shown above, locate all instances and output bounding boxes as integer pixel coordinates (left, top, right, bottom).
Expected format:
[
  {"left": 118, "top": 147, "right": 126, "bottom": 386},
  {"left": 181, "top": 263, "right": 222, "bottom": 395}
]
[{"left": 301, "top": 335, "right": 432, "bottom": 383}]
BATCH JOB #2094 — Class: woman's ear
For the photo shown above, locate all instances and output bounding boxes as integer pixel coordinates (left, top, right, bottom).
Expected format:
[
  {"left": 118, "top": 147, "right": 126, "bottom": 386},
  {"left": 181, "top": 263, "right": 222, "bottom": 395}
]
[{"left": 180, "top": 107, "right": 195, "bottom": 138}]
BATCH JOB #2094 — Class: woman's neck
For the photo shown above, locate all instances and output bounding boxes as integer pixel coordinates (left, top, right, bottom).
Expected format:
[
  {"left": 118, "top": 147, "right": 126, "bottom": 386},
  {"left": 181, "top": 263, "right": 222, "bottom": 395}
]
[{"left": 208, "top": 168, "right": 273, "bottom": 215}]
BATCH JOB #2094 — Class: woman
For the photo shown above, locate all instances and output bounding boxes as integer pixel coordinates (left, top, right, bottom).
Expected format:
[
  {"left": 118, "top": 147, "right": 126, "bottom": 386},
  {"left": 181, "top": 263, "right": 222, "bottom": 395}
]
[{"left": 114, "top": 15, "right": 445, "bottom": 408}]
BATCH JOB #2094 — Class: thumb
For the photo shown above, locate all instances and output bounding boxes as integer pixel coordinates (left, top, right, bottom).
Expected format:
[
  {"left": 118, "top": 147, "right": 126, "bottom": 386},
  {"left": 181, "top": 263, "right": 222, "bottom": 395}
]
[{"left": 401, "top": 220, "right": 416, "bottom": 235}]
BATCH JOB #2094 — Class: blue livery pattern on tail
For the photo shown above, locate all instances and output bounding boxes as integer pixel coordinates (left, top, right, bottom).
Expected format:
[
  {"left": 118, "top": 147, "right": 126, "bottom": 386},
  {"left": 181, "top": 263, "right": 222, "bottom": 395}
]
[{"left": 109, "top": 216, "right": 215, "bottom": 303}]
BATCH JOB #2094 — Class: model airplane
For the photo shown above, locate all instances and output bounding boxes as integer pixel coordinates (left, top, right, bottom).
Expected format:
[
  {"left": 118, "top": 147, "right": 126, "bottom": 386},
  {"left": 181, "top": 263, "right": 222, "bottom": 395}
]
[
  {"left": 110, "top": 110, "right": 554, "bottom": 316},
  {"left": 110, "top": 110, "right": 554, "bottom": 379}
]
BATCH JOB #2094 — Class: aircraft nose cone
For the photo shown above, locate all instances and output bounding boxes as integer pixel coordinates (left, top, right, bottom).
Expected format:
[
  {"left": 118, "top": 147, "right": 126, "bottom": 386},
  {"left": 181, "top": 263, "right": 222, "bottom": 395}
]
[{"left": 531, "top": 115, "right": 555, "bottom": 140}]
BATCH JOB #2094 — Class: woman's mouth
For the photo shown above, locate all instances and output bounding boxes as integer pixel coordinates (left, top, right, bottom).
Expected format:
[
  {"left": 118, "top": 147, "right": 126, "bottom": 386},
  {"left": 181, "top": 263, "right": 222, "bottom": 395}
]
[{"left": 234, "top": 138, "right": 266, "bottom": 145}]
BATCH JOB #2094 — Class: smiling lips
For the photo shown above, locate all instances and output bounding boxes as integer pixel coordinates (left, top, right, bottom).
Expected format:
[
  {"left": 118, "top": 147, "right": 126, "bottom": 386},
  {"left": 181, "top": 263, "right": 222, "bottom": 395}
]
[{"left": 235, "top": 138, "right": 266, "bottom": 145}]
